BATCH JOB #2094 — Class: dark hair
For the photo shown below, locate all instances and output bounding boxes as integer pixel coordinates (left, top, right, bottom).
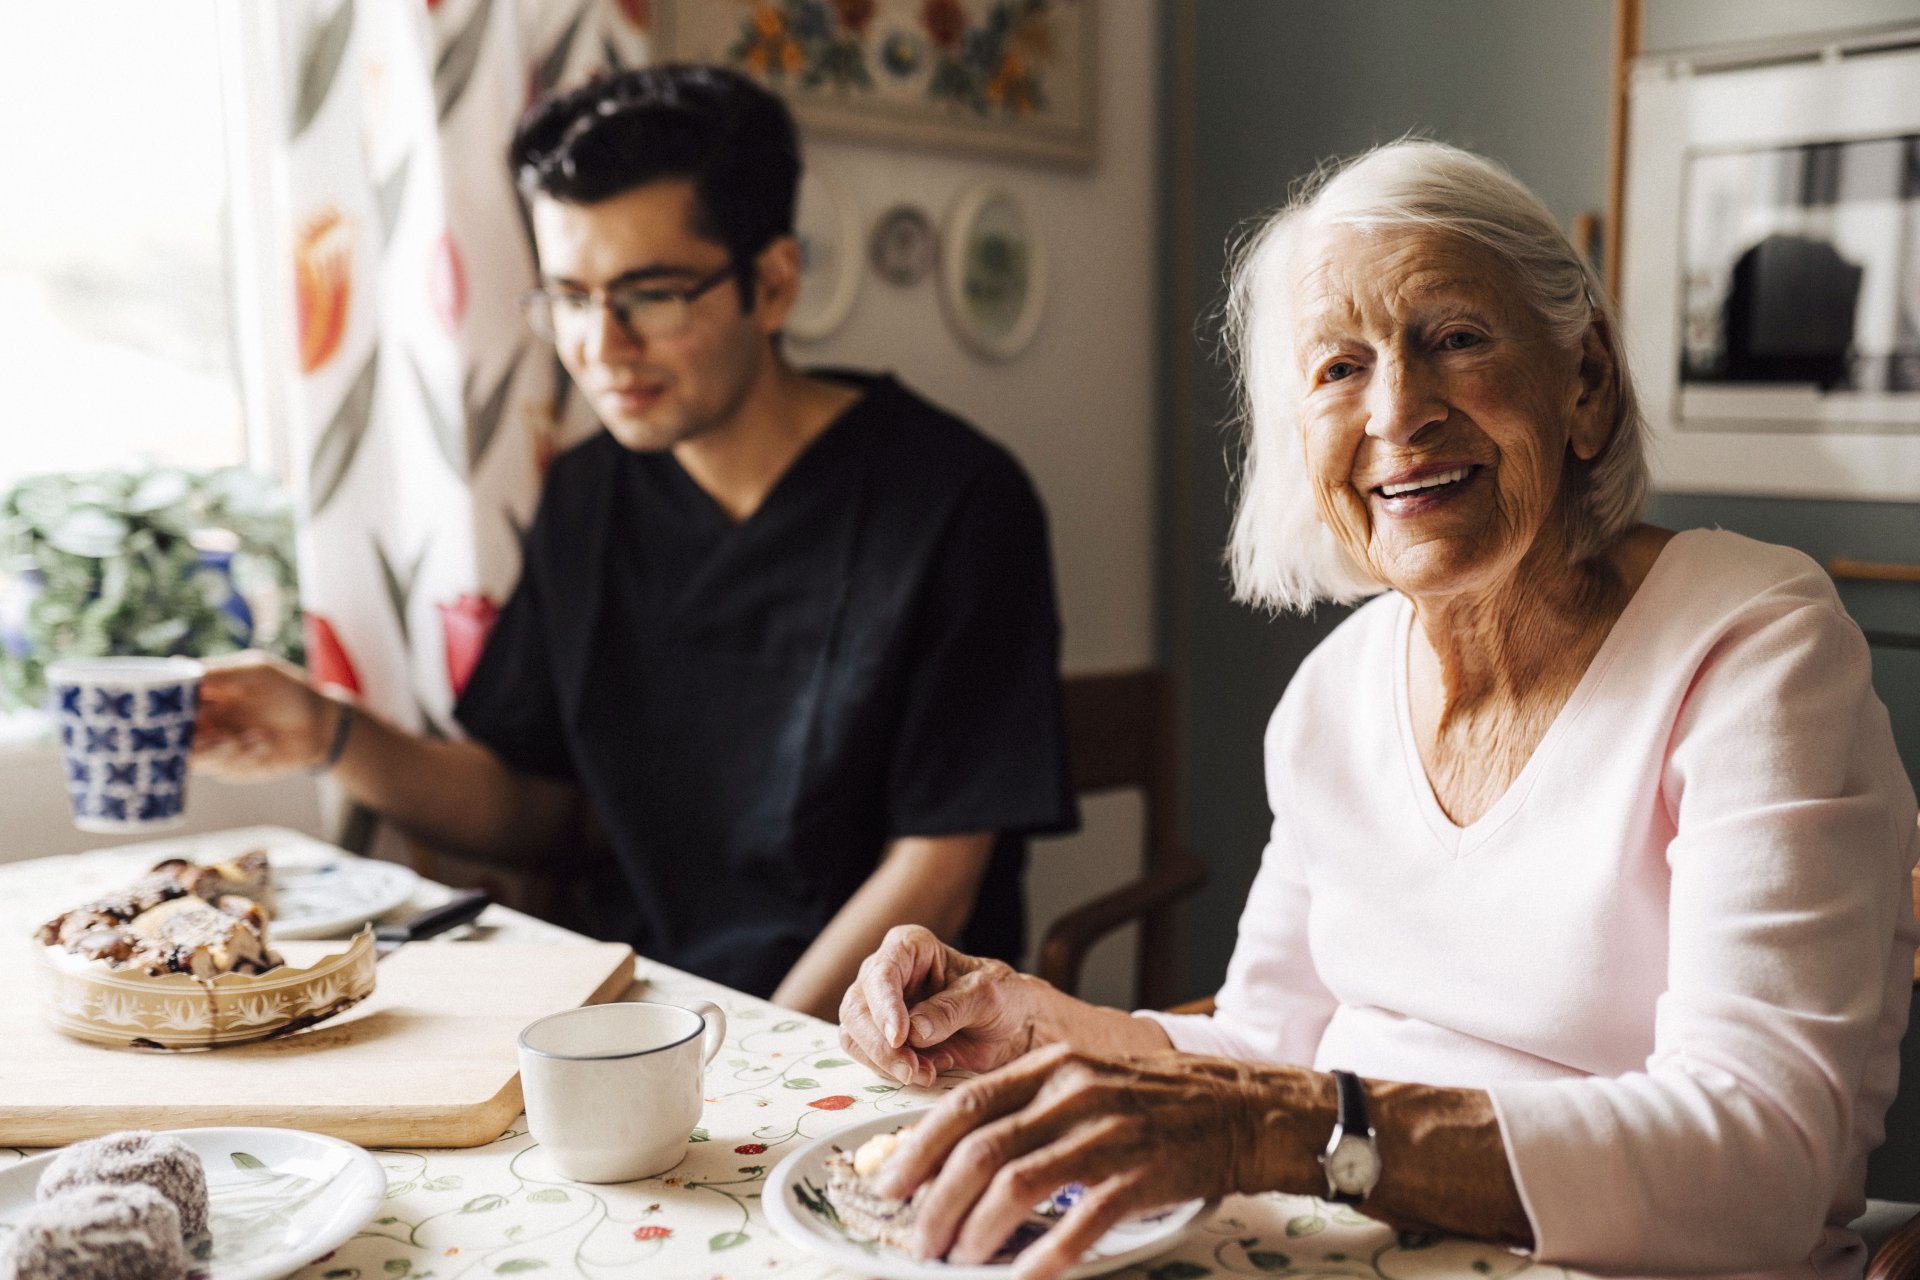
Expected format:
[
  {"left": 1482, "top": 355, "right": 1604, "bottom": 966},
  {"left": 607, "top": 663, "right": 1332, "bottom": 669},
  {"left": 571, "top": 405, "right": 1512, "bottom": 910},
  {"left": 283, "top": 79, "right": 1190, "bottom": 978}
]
[{"left": 509, "top": 64, "right": 801, "bottom": 306}]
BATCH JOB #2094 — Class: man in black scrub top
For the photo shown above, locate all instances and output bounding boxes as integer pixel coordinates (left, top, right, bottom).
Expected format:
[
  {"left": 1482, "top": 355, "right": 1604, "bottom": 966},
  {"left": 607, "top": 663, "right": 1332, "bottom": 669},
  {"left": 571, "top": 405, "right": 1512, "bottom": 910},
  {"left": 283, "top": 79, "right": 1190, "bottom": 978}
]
[{"left": 191, "top": 65, "right": 1077, "bottom": 1017}]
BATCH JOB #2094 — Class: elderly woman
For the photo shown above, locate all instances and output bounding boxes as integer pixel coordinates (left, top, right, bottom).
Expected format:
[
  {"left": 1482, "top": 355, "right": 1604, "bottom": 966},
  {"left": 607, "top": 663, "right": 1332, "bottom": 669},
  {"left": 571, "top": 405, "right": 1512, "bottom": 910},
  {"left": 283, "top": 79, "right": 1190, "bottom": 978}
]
[{"left": 838, "top": 140, "right": 1920, "bottom": 1280}]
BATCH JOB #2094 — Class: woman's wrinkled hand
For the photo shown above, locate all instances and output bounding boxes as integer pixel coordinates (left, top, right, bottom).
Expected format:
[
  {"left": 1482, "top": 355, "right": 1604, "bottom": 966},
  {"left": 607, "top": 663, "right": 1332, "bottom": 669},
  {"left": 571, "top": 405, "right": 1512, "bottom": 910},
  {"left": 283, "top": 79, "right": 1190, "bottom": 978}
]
[
  {"left": 838, "top": 925, "right": 1040, "bottom": 1088},
  {"left": 192, "top": 651, "right": 341, "bottom": 780},
  {"left": 873, "top": 1042, "right": 1321, "bottom": 1280}
]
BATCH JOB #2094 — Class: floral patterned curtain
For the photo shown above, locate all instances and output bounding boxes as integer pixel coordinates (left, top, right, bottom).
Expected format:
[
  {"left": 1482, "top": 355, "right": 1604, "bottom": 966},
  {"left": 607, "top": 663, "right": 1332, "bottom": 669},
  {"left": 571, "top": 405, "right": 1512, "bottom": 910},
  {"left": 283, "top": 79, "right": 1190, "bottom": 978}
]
[{"left": 268, "top": 0, "right": 650, "bottom": 861}]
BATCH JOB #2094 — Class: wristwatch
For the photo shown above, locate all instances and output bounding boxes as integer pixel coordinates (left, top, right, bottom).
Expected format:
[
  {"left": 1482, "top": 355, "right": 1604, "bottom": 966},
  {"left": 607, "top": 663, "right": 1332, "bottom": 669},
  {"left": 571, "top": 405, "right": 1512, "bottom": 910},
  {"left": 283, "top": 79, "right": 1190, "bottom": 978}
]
[{"left": 1319, "top": 1069, "right": 1382, "bottom": 1204}]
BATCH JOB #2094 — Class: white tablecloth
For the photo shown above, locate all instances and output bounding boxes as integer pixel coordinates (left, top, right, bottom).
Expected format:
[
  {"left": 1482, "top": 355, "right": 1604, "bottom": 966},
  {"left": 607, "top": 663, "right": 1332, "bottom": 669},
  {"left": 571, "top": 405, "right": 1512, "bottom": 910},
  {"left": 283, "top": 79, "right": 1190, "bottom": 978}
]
[{"left": 0, "top": 830, "right": 1579, "bottom": 1280}]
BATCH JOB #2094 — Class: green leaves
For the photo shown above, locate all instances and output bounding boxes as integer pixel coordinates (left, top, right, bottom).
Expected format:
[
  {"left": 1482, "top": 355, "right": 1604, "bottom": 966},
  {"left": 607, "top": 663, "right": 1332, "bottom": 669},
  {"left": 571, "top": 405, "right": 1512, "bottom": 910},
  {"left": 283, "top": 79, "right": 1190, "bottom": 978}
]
[
  {"left": 311, "top": 349, "right": 381, "bottom": 516},
  {"left": 291, "top": 0, "right": 355, "bottom": 140},
  {"left": 1285, "top": 1213, "right": 1325, "bottom": 1237},
  {"left": 435, "top": 0, "right": 495, "bottom": 121},
  {"left": 230, "top": 1151, "right": 266, "bottom": 1170},
  {"left": 495, "top": 1262, "right": 547, "bottom": 1274},
  {"left": 529, "top": 5, "right": 588, "bottom": 105},
  {"left": 708, "top": 1230, "right": 749, "bottom": 1252},
  {"left": 460, "top": 1193, "right": 508, "bottom": 1214},
  {"left": 411, "top": 347, "right": 523, "bottom": 479},
  {"left": 1, "top": 463, "right": 302, "bottom": 709},
  {"left": 45, "top": 508, "right": 132, "bottom": 559},
  {"left": 782, "top": 1078, "right": 821, "bottom": 1090},
  {"left": 377, "top": 155, "right": 413, "bottom": 249},
  {"left": 373, "top": 536, "right": 428, "bottom": 646},
  {"left": 525, "top": 1188, "right": 569, "bottom": 1204},
  {"left": 467, "top": 349, "right": 524, "bottom": 473}
]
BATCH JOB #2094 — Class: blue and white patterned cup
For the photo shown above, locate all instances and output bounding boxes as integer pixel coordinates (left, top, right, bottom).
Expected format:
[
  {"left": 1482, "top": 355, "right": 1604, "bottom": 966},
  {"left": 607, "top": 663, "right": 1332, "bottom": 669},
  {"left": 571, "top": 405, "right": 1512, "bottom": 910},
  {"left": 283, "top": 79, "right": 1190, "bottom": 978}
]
[{"left": 46, "top": 656, "right": 204, "bottom": 834}]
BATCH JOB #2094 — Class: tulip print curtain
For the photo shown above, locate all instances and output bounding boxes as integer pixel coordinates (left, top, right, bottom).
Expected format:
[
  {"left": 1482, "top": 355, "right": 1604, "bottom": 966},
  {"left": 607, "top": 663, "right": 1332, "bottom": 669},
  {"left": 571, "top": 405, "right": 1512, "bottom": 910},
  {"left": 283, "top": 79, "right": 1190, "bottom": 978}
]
[{"left": 270, "top": 0, "right": 649, "bottom": 857}]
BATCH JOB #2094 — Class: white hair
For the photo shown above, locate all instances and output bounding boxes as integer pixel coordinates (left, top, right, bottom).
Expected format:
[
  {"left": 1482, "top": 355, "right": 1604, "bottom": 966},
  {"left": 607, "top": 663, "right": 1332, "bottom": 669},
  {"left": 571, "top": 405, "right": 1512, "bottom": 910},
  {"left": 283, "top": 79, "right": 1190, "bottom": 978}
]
[{"left": 1223, "top": 139, "right": 1649, "bottom": 613}]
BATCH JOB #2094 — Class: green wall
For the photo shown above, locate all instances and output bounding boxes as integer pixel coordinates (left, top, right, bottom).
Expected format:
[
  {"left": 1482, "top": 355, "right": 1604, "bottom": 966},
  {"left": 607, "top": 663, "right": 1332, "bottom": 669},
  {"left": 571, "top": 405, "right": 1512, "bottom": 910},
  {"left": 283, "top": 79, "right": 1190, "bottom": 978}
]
[{"left": 1164, "top": 0, "right": 1614, "bottom": 1000}]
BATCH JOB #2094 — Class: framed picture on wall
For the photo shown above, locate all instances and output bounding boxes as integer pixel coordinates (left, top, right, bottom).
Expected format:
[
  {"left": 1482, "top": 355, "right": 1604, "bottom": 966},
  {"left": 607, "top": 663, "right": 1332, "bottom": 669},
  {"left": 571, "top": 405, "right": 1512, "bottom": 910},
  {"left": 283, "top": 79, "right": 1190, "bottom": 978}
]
[
  {"left": 652, "top": 0, "right": 1097, "bottom": 168},
  {"left": 1620, "top": 35, "right": 1920, "bottom": 500}
]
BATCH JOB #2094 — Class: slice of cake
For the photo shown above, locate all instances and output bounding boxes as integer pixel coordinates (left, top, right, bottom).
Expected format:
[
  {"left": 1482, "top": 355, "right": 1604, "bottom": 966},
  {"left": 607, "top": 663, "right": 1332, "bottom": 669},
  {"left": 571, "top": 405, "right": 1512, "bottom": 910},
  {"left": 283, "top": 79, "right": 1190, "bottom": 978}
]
[
  {"left": 820, "top": 1129, "right": 1063, "bottom": 1261},
  {"left": 121, "top": 896, "right": 279, "bottom": 978},
  {"left": 150, "top": 847, "right": 274, "bottom": 914},
  {"left": 822, "top": 1130, "right": 923, "bottom": 1251},
  {"left": 35, "top": 852, "right": 281, "bottom": 978}
]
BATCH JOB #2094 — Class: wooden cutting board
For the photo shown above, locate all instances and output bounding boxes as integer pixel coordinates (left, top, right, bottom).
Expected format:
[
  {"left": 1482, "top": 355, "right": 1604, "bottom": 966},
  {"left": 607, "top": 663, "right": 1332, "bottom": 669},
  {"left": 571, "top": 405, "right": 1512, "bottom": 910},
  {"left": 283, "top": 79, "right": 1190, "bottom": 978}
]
[{"left": 0, "top": 939, "right": 634, "bottom": 1148}]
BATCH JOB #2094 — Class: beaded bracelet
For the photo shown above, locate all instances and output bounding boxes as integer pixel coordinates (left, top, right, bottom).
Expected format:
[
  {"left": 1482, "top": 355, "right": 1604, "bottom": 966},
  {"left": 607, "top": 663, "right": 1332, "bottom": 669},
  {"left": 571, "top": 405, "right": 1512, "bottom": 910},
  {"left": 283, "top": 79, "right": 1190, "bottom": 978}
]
[{"left": 312, "top": 700, "right": 355, "bottom": 775}]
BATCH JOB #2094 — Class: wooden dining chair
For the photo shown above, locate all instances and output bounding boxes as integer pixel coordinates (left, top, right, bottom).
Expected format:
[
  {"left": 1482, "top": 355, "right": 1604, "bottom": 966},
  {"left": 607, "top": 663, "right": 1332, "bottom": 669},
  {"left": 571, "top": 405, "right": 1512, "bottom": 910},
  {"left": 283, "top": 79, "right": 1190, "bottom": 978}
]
[{"left": 1033, "top": 668, "right": 1207, "bottom": 1011}]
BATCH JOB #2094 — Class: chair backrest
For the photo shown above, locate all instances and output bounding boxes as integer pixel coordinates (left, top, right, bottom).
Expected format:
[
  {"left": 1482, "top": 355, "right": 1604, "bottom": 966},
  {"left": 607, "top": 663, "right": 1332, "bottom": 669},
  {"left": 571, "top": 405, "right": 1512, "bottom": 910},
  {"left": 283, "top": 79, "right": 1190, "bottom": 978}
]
[{"left": 1037, "top": 668, "right": 1205, "bottom": 1009}]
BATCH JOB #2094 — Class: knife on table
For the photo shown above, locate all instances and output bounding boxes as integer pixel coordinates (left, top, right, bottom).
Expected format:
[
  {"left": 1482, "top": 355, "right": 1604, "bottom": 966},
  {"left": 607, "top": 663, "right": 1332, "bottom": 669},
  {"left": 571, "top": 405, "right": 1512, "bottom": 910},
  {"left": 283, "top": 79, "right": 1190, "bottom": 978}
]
[{"left": 373, "top": 889, "right": 492, "bottom": 959}]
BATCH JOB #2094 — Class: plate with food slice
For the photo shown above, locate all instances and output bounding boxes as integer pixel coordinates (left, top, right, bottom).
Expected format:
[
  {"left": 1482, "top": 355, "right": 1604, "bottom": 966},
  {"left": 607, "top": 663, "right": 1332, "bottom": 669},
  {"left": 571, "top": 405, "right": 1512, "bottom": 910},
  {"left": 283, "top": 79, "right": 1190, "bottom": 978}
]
[
  {"left": 0, "top": 1126, "right": 387, "bottom": 1280},
  {"left": 763, "top": 1110, "right": 1208, "bottom": 1280},
  {"left": 70, "top": 827, "right": 421, "bottom": 940},
  {"left": 266, "top": 854, "right": 418, "bottom": 940},
  {"left": 32, "top": 847, "right": 377, "bottom": 1049}
]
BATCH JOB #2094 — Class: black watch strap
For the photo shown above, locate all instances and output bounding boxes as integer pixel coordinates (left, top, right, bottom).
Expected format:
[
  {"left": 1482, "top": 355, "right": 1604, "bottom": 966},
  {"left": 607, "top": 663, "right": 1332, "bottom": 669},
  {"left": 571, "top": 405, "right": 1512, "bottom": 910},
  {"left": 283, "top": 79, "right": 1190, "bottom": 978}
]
[
  {"left": 1333, "top": 1068, "right": 1369, "bottom": 1134},
  {"left": 1322, "top": 1068, "right": 1379, "bottom": 1205}
]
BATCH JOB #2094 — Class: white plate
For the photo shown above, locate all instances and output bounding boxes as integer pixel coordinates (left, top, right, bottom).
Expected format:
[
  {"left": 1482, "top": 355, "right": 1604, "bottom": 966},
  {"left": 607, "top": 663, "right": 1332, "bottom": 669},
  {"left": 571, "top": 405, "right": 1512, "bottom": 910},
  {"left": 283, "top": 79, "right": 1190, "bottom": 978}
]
[
  {"left": 763, "top": 1110, "right": 1206, "bottom": 1280},
  {"left": 269, "top": 856, "right": 418, "bottom": 939},
  {"left": 55, "top": 826, "right": 419, "bottom": 940},
  {"left": 0, "top": 1126, "right": 387, "bottom": 1280}
]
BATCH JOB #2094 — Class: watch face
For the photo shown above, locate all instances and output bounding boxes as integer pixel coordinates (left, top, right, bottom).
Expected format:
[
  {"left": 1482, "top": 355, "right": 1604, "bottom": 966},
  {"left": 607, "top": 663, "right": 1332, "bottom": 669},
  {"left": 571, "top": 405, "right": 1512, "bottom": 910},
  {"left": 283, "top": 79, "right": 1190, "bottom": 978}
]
[{"left": 1325, "top": 1135, "right": 1381, "bottom": 1193}]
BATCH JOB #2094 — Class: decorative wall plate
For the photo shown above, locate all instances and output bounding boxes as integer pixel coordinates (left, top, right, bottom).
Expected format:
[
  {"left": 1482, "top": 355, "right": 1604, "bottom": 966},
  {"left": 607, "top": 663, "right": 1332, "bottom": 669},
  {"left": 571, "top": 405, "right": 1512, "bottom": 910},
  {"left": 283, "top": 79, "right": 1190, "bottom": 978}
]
[
  {"left": 940, "top": 186, "right": 1048, "bottom": 361},
  {"left": 870, "top": 204, "right": 938, "bottom": 287},
  {"left": 789, "top": 168, "right": 861, "bottom": 342}
]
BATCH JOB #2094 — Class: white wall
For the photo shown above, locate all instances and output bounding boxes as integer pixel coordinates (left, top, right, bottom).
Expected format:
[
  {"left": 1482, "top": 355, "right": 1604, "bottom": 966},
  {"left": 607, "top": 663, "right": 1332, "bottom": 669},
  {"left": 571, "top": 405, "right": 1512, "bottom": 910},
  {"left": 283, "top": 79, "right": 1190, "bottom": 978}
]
[
  {"left": 792, "top": 4, "right": 1161, "bottom": 1006},
  {"left": 792, "top": 7, "right": 1158, "bottom": 675},
  {"left": 0, "top": 720, "right": 322, "bottom": 864}
]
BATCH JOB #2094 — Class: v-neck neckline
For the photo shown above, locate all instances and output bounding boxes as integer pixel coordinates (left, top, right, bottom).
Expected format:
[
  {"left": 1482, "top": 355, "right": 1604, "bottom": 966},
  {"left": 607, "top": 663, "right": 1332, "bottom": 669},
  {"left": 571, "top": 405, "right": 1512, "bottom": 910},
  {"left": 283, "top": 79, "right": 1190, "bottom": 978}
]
[
  {"left": 662, "top": 374, "right": 880, "bottom": 537},
  {"left": 1389, "top": 531, "right": 1688, "bottom": 855}
]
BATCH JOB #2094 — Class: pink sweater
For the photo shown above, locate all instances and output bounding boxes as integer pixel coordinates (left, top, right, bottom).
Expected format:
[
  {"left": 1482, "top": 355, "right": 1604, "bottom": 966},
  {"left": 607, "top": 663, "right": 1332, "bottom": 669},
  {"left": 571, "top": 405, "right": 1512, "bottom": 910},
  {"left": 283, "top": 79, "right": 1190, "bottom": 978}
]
[{"left": 1144, "top": 530, "right": 1920, "bottom": 1279}]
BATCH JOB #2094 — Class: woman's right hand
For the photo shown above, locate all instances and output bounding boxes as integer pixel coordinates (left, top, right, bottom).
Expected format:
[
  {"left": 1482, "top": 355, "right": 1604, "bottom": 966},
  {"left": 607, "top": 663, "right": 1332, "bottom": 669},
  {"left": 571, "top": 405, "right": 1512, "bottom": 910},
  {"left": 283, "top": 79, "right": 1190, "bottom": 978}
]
[
  {"left": 192, "top": 652, "right": 344, "bottom": 780},
  {"left": 839, "top": 925, "right": 1042, "bottom": 1087}
]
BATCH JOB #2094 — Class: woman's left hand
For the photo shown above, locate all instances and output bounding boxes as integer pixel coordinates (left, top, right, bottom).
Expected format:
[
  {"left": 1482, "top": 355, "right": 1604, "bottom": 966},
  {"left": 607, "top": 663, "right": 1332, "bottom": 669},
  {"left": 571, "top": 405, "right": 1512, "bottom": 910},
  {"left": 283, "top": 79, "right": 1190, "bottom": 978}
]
[{"left": 873, "top": 1042, "right": 1329, "bottom": 1279}]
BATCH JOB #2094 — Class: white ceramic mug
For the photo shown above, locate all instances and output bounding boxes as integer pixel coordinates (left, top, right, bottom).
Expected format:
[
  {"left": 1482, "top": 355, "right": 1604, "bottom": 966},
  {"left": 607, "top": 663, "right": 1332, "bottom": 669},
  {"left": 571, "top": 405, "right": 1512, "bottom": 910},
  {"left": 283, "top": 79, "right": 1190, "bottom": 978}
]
[{"left": 517, "top": 999, "right": 728, "bottom": 1183}]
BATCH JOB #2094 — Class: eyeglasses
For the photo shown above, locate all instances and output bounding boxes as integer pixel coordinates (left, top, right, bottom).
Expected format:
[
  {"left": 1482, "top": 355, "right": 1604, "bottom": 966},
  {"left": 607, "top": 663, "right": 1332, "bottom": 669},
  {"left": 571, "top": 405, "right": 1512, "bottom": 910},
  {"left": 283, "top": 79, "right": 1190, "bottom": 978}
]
[{"left": 520, "top": 262, "right": 737, "bottom": 344}]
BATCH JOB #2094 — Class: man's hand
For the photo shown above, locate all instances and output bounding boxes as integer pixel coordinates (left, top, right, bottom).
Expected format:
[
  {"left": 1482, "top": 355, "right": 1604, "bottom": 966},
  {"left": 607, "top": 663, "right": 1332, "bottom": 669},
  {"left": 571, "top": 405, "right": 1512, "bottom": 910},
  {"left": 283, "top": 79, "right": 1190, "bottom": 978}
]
[
  {"left": 874, "top": 1043, "right": 1327, "bottom": 1279},
  {"left": 838, "top": 924, "right": 1043, "bottom": 1088},
  {"left": 193, "top": 652, "right": 343, "bottom": 779}
]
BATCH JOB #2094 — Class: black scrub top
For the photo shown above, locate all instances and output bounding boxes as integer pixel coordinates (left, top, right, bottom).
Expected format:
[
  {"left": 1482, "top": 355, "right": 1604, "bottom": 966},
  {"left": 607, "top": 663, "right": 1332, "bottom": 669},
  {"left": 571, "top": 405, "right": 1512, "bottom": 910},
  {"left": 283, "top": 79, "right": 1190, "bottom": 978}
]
[{"left": 454, "top": 372, "right": 1078, "bottom": 996}]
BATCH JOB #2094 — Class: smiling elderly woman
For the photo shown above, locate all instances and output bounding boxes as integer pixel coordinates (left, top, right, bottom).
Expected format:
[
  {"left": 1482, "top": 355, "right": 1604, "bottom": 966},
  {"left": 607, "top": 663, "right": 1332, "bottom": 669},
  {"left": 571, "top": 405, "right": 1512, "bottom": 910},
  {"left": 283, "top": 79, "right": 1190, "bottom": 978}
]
[{"left": 838, "top": 141, "right": 1920, "bottom": 1280}]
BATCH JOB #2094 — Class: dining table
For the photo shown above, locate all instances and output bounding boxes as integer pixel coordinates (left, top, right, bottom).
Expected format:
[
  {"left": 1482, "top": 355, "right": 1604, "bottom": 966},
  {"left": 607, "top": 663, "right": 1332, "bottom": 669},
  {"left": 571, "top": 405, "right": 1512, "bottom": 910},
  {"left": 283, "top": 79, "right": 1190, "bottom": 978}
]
[{"left": 0, "top": 829, "right": 1587, "bottom": 1280}]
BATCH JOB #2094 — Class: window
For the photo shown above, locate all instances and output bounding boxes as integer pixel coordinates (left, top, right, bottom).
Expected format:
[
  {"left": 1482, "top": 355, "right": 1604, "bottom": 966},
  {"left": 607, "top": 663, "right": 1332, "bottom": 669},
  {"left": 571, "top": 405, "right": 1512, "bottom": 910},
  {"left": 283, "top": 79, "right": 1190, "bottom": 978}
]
[{"left": 0, "top": 1, "right": 248, "bottom": 491}]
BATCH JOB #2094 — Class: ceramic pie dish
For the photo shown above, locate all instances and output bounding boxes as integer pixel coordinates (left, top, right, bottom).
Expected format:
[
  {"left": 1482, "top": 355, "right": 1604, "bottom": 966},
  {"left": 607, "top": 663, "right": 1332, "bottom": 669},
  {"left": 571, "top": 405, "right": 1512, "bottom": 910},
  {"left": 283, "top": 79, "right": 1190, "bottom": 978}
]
[{"left": 34, "top": 928, "right": 377, "bottom": 1050}]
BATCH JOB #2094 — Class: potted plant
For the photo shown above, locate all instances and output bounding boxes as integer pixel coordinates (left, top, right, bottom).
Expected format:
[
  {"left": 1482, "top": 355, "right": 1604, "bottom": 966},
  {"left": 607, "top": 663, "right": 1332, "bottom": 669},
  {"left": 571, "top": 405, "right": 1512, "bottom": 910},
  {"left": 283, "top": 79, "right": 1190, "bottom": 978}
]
[{"left": 0, "top": 467, "right": 304, "bottom": 711}]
